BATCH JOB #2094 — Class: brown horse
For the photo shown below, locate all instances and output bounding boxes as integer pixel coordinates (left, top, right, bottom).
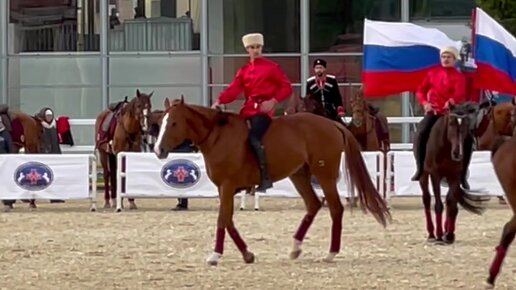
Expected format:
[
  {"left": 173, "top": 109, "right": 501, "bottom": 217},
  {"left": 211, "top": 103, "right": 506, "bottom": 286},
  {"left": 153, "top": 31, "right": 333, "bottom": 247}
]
[
  {"left": 475, "top": 102, "right": 513, "bottom": 205},
  {"left": 1, "top": 109, "right": 45, "bottom": 211},
  {"left": 94, "top": 90, "right": 152, "bottom": 209},
  {"left": 414, "top": 102, "right": 488, "bottom": 244},
  {"left": 154, "top": 97, "right": 391, "bottom": 266},
  {"left": 486, "top": 100, "right": 516, "bottom": 288}
]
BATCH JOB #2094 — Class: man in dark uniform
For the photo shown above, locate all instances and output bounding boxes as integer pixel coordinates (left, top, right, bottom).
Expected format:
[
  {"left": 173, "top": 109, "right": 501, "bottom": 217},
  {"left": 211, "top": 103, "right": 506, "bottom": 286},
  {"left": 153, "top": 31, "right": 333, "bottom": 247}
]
[{"left": 305, "top": 59, "right": 345, "bottom": 121}]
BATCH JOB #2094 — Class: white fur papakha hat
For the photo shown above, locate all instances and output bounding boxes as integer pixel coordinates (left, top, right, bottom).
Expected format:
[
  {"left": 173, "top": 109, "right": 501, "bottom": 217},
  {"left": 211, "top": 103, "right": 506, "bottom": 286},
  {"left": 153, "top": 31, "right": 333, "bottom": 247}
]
[
  {"left": 440, "top": 46, "right": 459, "bottom": 60},
  {"left": 242, "top": 33, "right": 264, "bottom": 48}
]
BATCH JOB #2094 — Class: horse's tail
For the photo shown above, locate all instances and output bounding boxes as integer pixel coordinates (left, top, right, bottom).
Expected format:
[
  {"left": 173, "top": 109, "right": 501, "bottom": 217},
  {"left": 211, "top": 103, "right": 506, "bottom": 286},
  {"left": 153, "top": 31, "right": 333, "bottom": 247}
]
[
  {"left": 453, "top": 187, "right": 488, "bottom": 215},
  {"left": 336, "top": 123, "right": 392, "bottom": 227}
]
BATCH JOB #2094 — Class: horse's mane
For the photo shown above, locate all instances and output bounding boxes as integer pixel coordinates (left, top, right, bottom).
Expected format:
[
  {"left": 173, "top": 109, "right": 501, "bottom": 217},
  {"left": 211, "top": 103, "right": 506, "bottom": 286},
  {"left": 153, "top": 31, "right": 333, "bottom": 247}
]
[{"left": 121, "top": 97, "right": 138, "bottom": 117}]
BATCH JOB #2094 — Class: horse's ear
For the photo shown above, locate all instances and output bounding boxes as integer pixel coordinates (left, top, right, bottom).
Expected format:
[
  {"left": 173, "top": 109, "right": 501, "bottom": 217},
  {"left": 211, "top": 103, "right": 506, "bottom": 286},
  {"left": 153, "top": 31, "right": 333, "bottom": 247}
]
[
  {"left": 448, "top": 102, "right": 456, "bottom": 111},
  {"left": 180, "top": 94, "right": 185, "bottom": 104},
  {"left": 149, "top": 91, "right": 154, "bottom": 98},
  {"left": 136, "top": 89, "right": 141, "bottom": 97},
  {"left": 512, "top": 97, "right": 516, "bottom": 106},
  {"left": 164, "top": 97, "right": 171, "bottom": 109}
]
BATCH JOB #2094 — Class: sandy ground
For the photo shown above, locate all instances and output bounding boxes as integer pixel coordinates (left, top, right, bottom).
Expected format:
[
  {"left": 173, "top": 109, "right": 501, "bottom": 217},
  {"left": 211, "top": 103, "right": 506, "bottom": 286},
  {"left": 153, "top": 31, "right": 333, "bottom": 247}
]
[{"left": 0, "top": 196, "right": 514, "bottom": 290}]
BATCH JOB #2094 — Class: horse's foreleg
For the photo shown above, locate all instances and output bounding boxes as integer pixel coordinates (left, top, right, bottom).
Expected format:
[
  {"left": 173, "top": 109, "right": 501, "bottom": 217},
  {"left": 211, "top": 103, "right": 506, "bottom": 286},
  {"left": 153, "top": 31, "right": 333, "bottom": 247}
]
[
  {"left": 108, "top": 153, "right": 118, "bottom": 208},
  {"left": 430, "top": 174, "right": 444, "bottom": 242},
  {"left": 100, "top": 152, "right": 111, "bottom": 208},
  {"left": 444, "top": 189, "right": 458, "bottom": 244},
  {"left": 419, "top": 173, "right": 434, "bottom": 241}
]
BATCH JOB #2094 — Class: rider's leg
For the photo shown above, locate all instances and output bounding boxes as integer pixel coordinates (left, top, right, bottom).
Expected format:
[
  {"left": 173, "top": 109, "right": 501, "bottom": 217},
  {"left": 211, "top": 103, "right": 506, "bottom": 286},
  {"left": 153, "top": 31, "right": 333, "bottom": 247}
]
[
  {"left": 411, "top": 113, "right": 439, "bottom": 181},
  {"left": 249, "top": 114, "right": 273, "bottom": 192},
  {"left": 461, "top": 134, "right": 474, "bottom": 190}
]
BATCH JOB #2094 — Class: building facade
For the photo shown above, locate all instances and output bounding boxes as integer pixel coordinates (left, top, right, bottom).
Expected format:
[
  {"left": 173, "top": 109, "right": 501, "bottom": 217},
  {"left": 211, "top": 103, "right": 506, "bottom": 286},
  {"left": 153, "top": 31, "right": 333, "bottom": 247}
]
[{"left": 0, "top": 0, "right": 474, "bottom": 146}]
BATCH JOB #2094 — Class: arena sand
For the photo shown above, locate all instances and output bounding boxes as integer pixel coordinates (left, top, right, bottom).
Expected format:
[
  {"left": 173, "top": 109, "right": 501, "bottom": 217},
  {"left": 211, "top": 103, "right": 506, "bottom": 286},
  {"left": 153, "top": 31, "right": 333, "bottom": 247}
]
[{"left": 0, "top": 197, "right": 514, "bottom": 290}]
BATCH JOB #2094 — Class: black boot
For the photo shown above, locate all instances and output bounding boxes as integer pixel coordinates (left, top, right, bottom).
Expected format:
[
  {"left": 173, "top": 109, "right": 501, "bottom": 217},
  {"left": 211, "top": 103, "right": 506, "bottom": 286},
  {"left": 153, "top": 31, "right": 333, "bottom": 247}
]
[
  {"left": 411, "top": 137, "right": 426, "bottom": 181},
  {"left": 252, "top": 142, "right": 273, "bottom": 193},
  {"left": 461, "top": 136, "right": 474, "bottom": 190}
]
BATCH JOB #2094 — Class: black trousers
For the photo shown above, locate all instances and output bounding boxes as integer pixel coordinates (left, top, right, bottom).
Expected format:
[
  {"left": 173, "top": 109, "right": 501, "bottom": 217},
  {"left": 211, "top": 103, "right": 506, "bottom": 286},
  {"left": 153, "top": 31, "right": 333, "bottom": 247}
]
[
  {"left": 414, "top": 113, "right": 440, "bottom": 178},
  {"left": 248, "top": 115, "right": 272, "bottom": 146}
]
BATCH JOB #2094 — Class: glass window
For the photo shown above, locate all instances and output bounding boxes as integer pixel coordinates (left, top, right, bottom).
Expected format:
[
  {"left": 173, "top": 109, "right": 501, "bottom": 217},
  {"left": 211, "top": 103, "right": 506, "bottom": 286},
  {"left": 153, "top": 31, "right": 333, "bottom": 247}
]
[
  {"left": 109, "top": 55, "right": 200, "bottom": 86},
  {"left": 208, "top": 0, "right": 300, "bottom": 54},
  {"left": 307, "top": 55, "right": 362, "bottom": 83},
  {"left": 310, "top": 0, "right": 401, "bottom": 52},
  {"left": 8, "top": 56, "right": 101, "bottom": 86},
  {"left": 410, "top": 0, "right": 475, "bottom": 20},
  {"left": 9, "top": 87, "right": 102, "bottom": 119},
  {"left": 8, "top": 0, "right": 99, "bottom": 53},
  {"left": 209, "top": 56, "right": 301, "bottom": 84},
  {"left": 109, "top": 86, "right": 203, "bottom": 107},
  {"left": 108, "top": 0, "right": 201, "bottom": 52}
]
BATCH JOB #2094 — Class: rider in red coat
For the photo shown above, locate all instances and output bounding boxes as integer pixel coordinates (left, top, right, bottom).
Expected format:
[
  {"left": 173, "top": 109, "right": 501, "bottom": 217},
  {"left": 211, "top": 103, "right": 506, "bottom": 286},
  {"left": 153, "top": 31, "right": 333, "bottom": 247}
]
[
  {"left": 412, "top": 46, "right": 471, "bottom": 189},
  {"left": 211, "top": 33, "right": 293, "bottom": 192}
]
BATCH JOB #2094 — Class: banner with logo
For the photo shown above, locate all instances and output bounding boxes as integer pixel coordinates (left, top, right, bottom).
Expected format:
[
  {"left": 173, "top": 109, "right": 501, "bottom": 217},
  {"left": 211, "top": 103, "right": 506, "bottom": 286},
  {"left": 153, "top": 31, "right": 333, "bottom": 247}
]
[
  {"left": 124, "top": 152, "right": 218, "bottom": 198},
  {"left": 0, "top": 154, "right": 90, "bottom": 200},
  {"left": 392, "top": 151, "right": 503, "bottom": 196},
  {"left": 122, "top": 152, "right": 383, "bottom": 199}
]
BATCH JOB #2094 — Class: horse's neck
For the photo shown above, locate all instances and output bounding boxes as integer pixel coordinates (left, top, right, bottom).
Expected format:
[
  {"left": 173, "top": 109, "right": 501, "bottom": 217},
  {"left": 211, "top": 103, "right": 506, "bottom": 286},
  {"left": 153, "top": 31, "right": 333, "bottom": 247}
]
[
  {"left": 478, "top": 121, "right": 496, "bottom": 150},
  {"left": 121, "top": 114, "right": 140, "bottom": 134}
]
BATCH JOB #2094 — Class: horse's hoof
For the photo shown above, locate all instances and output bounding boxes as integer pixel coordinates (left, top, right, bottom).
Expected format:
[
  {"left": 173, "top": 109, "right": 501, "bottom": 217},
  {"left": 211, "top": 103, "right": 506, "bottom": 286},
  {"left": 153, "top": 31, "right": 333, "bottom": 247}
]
[
  {"left": 129, "top": 203, "right": 137, "bottom": 210},
  {"left": 243, "top": 251, "right": 255, "bottom": 264},
  {"left": 254, "top": 208, "right": 259, "bottom": 211},
  {"left": 116, "top": 208, "right": 122, "bottom": 213},
  {"left": 90, "top": 207, "right": 96, "bottom": 212},
  {"left": 103, "top": 202, "right": 111, "bottom": 209},
  {"left": 484, "top": 280, "right": 495, "bottom": 289},
  {"left": 433, "top": 238, "right": 447, "bottom": 246},
  {"left": 239, "top": 207, "right": 244, "bottom": 211},
  {"left": 426, "top": 236, "right": 436, "bottom": 243},
  {"left": 206, "top": 252, "right": 221, "bottom": 266},
  {"left": 322, "top": 252, "right": 337, "bottom": 263},
  {"left": 289, "top": 249, "right": 302, "bottom": 260},
  {"left": 443, "top": 233, "right": 455, "bottom": 244},
  {"left": 3, "top": 206, "right": 11, "bottom": 212}
]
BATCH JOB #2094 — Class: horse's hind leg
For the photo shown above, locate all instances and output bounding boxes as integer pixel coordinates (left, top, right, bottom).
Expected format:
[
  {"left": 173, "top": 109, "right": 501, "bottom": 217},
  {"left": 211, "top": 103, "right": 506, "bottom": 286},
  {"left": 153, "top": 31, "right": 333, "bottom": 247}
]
[
  {"left": 317, "top": 174, "right": 344, "bottom": 262},
  {"left": 288, "top": 165, "right": 322, "bottom": 260},
  {"left": 100, "top": 151, "right": 111, "bottom": 208},
  {"left": 486, "top": 215, "right": 516, "bottom": 288},
  {"left": 419, "top": 172, "right": 435, "bottom": 241},
  {"left": 430, "top": 174, "right": 444, "bottom": 242}
]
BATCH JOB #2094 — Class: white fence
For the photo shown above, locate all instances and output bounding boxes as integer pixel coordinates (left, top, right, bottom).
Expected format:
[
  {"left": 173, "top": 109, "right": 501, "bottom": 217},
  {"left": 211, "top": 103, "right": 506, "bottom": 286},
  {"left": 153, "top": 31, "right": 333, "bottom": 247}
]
[
  {"left": 0, "top": 154, "right": 97, "bottom": 211},
  {"left": 60, "top": 117, "right": 423, "bottom": 154},
  {"left": 114, "top": 150, "right": 503, "bottom": 211}
]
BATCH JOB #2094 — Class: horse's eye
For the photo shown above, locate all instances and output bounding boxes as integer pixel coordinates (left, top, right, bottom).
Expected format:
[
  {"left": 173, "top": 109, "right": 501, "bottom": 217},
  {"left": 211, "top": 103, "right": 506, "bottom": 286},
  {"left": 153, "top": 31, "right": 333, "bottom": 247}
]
[{"left": 171, "top": 122, "right": 176, "bottom": 127}]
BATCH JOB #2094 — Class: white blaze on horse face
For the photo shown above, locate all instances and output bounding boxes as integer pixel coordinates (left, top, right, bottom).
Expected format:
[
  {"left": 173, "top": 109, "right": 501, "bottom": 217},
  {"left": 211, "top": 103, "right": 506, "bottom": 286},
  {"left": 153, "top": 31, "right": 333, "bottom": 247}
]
[
  {"left": 143, "top": 108, "right": 149, "bottom": 131},
  {"left": 457, "top": 117, "right": 462, "bottom": 126},
  {"left": 154, "top": 112, "right": 169, "bottom": 156}
]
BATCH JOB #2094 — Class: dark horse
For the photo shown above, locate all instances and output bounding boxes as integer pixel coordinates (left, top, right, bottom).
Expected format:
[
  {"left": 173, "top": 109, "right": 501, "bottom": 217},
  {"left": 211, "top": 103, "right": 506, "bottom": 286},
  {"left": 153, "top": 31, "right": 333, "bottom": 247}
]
[
  {"left": 485, "top": 99, "right": 516, "bottom": 288},
  {"left": 94, "top": 90, "right": 152, "bottom": 209},
  {"left": 414, "top": 102, "right": 489, "bottom": 245},
  {"left": 154, "top": 97, "right": 391, "bottom": 266},
  {"left": 0, "top": 106, "right": 45, "bottom": 211}
]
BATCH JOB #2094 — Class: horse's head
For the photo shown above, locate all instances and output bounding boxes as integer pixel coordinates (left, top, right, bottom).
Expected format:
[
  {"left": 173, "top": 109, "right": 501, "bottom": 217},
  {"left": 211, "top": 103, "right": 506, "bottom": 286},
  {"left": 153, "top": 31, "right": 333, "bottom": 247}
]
[
  {"left": 447, "top": 102, "right": 479, "bottom": 161},
  {"left": 154, "top": 96, "right": 213, "bottom": 159},
  {"left": 491, "top": 102, "right": 514, "bottom": 136},
  {"left": 128, "top": 89, "right": 153, "bottom": 132},
  {"left": 349, "top": 86, "right": 366, "bottom": 127},
  {"left": 511, "top": 98, "right": 516, "bottom": 134}
]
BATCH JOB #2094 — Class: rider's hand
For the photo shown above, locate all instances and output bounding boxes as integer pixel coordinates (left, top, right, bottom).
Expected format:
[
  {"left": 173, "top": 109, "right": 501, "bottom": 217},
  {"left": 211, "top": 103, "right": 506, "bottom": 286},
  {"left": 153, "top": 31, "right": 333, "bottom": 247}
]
[
  {"left": 211, "top": 100, "right": 221, "bottom": 109},
  {"left": 423, "top": 102, "right": 434, "bottom": 113},
  {"left": 260, "top": 99, "right": 277, "bottom": 113}
]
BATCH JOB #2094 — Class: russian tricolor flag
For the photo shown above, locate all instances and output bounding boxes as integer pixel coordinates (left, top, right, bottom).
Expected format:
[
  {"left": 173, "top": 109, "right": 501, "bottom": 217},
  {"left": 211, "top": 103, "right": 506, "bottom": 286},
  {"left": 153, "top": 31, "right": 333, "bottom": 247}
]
[
  {"left": 362, "top": 19, "right": 461, "bottom": 98},
  {"left": 473, "top": 8, "right": 516, "bottom": 95}
]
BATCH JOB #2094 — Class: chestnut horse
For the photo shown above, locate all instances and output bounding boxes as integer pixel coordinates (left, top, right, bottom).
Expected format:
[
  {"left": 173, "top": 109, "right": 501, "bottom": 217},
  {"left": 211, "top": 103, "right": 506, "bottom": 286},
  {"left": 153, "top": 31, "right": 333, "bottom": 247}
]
[
  {"left": 154, "top": 97, "right": 391, "bottom": 266},
  {"left": 94, "top": 90, "right": 152, "bottom": 209},
  {"left": 475, "top": 102, "right": 512, "bottom": 205},
  {"left": 414, "top": 102, "right": 488, "bottom": 245},
  {"left": 486, "top": 102, "right": 516, "bottom": 288},
  {"left": 1, "top": 109, "right": 45, "bottom": 211}
]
